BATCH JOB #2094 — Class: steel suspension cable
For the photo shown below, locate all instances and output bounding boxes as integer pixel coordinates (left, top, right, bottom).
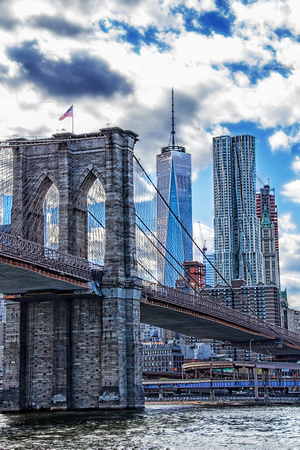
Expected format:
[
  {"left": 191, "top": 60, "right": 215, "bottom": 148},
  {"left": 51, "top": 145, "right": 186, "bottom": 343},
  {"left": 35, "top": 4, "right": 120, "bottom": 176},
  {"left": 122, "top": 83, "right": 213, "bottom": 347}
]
[
  {"left": 136, "top": 214, "right": 226, "bottom": 305},
  {"left": 133, "top": 155, "right": 288, "bottom": 342}
]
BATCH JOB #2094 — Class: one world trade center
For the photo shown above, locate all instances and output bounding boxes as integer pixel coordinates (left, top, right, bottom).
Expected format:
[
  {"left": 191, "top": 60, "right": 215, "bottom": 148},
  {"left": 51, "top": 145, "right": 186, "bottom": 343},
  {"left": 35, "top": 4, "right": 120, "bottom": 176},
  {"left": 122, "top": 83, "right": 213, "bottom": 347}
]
[{"left": 156, "top": 89, "right": 193, "bottom": 286}]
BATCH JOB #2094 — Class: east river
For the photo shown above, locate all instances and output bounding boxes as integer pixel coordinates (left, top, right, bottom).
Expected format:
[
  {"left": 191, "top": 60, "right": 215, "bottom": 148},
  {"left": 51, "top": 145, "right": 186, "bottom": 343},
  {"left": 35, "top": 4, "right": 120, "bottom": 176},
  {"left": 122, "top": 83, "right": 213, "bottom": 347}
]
[{"left": 0, "top": 404, "right": 299, "bottom": 449}]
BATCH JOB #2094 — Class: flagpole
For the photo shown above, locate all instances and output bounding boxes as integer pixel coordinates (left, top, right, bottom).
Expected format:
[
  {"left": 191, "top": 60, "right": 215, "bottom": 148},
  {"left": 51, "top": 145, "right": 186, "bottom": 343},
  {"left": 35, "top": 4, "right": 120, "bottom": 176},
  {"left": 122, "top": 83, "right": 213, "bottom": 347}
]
[{"left": 72, "top": 105, "right": 74, "bottom": 134}]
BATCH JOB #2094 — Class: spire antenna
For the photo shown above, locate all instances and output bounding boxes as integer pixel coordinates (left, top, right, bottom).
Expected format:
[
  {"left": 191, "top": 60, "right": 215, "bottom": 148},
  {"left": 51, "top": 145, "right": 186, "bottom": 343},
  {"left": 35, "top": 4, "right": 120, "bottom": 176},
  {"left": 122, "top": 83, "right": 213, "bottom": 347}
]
[
  {"left": 162, "top": 88, "right": 185, "bottom": 153},
  {"left": 171, "top": 87, "right": 176, "bottom": 147}
]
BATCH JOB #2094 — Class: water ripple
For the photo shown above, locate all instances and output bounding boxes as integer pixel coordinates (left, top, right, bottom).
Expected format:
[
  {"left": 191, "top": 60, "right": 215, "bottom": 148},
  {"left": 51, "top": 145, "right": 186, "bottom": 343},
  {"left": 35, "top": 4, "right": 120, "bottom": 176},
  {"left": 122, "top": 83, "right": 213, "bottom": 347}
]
[{"left": 0, "top": 405, "right": 299, "bottom": 449}]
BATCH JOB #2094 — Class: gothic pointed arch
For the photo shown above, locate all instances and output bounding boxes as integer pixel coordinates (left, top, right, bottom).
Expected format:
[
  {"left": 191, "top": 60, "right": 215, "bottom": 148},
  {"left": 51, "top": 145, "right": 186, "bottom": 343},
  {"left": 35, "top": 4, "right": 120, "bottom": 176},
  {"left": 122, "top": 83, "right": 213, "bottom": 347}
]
[
  {"left": 73, "top": 168, "right": 106, "bottom": 261},
  {"left": 25, "top": 174, "right": 59, "bottom": 245},
  {"left": 43, "top": 184, "right": 59, "bottom": 250}
]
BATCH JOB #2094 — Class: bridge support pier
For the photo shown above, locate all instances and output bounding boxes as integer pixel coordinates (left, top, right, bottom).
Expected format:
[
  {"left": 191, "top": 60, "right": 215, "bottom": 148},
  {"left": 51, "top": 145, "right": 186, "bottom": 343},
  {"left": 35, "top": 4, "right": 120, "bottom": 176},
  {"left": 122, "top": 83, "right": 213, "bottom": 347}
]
[
  {"left": 1, "top": 288, "right": 144, "bottom": 412},
  {"left": 0, "top": 127, "right": 144, "bottom": 412}
]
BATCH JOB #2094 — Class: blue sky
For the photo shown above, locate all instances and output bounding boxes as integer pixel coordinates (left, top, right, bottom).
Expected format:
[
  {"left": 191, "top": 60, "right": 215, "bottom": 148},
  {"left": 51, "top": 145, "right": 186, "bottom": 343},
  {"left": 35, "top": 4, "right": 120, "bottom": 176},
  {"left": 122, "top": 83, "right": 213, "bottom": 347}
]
[{"left": 1, "top": 0, "right": 300, "bottom": 308}]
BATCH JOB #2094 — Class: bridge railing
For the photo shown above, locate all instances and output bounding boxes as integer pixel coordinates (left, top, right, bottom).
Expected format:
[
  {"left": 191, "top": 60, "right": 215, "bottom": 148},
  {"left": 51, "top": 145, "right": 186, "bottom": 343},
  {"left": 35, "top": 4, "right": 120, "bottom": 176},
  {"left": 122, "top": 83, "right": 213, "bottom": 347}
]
[
  {"left": 141, "top": 280, "right": 300, "bottom": 346},
  {"left": 0, "top": 232, "right": 102, "bottom": 282}
]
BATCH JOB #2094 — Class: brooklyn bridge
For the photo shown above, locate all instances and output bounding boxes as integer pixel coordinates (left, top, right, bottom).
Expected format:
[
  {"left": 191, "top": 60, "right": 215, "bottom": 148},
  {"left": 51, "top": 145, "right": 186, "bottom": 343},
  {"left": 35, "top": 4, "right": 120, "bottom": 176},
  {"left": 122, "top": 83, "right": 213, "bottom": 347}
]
[{"left": 0, "top": 127, "right": 300, "bottom": 412}]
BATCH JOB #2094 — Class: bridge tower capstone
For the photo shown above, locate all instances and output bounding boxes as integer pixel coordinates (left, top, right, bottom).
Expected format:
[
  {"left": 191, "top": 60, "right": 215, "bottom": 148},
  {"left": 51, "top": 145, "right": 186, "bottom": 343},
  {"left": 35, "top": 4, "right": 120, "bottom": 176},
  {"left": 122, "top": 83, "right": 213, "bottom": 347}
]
[{"left": 1, "top": 127, "right": 144, "bottom": 411}]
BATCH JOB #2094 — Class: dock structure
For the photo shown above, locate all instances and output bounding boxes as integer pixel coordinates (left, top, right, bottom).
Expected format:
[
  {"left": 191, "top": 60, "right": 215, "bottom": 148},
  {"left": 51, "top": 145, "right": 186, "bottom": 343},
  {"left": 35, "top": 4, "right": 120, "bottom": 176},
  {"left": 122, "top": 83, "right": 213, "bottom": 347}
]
[{"left": 144, "top": 361, "right": 300, "bottom": 402}]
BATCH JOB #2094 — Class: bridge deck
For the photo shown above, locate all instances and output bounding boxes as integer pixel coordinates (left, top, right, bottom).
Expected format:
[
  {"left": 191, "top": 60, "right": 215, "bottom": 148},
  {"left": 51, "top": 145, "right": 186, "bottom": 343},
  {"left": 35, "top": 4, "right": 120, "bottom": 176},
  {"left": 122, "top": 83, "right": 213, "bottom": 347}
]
[
  {"left": 0, "top": 233, "right": 102, "bottom": 295},
  {"left": 141, "top": 281, "right": 300, "bottom": 356},
  {"left": 0, "top": 257, "right": 91, "bottom": 294}
]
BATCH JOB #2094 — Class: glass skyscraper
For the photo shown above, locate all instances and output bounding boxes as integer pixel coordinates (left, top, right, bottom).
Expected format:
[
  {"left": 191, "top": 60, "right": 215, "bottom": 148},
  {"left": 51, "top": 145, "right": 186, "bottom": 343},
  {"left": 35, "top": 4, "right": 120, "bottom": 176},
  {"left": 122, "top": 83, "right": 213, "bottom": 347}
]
[
  {"left": 156, "top": 89, "right": 193, "bottom": 286},
  {"left": 213, "top": 135, "right": 263, "bottom": 286}
]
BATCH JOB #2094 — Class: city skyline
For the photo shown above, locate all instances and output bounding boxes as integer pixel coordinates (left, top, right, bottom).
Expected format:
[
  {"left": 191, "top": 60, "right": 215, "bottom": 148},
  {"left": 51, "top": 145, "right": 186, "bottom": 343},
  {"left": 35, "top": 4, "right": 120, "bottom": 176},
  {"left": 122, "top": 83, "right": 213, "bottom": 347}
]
[{"left": 1, "top": 0, "right": 300, "bottom": 307}]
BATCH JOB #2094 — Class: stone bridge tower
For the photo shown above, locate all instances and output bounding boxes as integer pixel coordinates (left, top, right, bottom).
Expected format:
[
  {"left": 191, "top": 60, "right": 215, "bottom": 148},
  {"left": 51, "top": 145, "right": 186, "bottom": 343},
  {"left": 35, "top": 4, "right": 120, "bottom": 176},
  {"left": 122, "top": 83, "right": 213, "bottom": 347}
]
[{"left": 1, "top": 127, "right": 144, "bottom": 411}]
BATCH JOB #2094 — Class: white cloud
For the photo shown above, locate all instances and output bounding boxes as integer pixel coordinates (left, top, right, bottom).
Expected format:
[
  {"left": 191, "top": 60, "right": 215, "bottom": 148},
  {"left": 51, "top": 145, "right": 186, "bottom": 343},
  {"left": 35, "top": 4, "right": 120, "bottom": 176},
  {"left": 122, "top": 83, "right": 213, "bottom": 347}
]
[
  {"left": 232, "top": 0, "right": 299, "bottom": 36},
  {"left": 268, "top": 124, "right": 300, "bottom": 153},
  {"left": 292, "top": 156, "right": 300, "bottom": 173},
  {"left": 280, "top": 271, "right": 300, "bottom": 310},
  {"left": 279, "top": 228, "right": 300, "bottom": 309},
  {"left": 269, "top": 130, "right": 289, "bottom": 152},
  {"left": 281, "top": 179, "right": 300, "bottom": 204},
  {"left": 278, "top": 212, "right": 296, "bottom": 232}
]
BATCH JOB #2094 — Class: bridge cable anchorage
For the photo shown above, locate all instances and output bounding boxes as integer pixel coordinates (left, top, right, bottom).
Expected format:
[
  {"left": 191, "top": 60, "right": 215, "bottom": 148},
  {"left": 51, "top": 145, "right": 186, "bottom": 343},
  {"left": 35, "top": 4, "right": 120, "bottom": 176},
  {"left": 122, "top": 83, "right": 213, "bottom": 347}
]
[{"left": 133, "top": 155, "right": 290, "bottom": 344}]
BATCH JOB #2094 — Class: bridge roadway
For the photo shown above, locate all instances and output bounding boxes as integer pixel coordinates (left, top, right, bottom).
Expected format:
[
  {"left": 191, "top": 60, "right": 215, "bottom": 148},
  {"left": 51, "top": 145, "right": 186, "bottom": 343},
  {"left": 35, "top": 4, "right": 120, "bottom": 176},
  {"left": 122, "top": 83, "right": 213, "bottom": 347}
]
[
  {"left": 1, "top": 233, "right": 300, "bottom": 357},
  {"left": 141, "top": 282, "right": 300, "bottom": 357},
  {"left": 0, "top": 232, "right": 101, "bottom": 295}
]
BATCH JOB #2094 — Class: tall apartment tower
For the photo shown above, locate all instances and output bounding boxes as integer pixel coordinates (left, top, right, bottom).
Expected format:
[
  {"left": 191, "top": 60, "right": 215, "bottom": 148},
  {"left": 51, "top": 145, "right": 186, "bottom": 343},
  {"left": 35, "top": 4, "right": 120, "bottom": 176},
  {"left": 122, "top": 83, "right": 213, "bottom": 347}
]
[
  {"left": 256, "top": 185, "right": 280, "bottom": 286},
  {"left": 213, "top": 135, "right": 263, "bottom": 286},
  {"left": 156, "top": 89, "right": 193, "bottom": 286}
]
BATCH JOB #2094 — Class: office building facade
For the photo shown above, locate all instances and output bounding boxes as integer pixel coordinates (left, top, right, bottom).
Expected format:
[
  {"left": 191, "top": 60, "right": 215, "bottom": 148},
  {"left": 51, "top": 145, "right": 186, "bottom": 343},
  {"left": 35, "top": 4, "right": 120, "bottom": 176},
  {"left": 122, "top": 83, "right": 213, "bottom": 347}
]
[
  {"left": 213, "top": 135, "right": 263, "bottom": 286},
  {"left": 204, "top": 280, "right": 281, "bottom": 326},
  {"left": 256, "top": 184, "right": 280, "bottom": 287},
  {"left": 157, "top": 90, "right": 193, "bottom": 286}
]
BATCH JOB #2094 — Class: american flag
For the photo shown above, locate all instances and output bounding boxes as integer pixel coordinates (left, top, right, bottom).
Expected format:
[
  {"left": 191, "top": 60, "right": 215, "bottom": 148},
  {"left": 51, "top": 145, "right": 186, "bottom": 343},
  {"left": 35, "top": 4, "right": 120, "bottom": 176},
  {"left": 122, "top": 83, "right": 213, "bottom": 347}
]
[{"left": 59, "top": 105, "right": 73, "bottom": 121}]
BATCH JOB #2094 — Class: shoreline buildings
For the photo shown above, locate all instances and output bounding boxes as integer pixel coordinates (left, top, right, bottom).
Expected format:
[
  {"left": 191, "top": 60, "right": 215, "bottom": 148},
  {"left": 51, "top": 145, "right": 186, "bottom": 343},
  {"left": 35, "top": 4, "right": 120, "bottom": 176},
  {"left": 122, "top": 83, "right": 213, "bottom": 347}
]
[{"left": 156, "top": 89, "right": 193, "bottom": 286}]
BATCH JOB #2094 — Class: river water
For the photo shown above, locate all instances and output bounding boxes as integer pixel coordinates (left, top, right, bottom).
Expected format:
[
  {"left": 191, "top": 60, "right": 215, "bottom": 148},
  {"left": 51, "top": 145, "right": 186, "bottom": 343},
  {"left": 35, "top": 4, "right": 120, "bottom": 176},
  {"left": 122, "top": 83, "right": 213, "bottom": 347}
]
[{"left": 0, "top": 404, "right": 299, "bottom": 449}]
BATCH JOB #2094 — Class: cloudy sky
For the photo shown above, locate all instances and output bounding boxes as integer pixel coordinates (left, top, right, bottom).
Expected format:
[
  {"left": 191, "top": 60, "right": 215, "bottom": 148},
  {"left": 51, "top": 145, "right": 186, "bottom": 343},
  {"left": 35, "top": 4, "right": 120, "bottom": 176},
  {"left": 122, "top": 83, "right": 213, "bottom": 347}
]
[{"left": 1, "top": 0, "right": 300, "bottom": 308}]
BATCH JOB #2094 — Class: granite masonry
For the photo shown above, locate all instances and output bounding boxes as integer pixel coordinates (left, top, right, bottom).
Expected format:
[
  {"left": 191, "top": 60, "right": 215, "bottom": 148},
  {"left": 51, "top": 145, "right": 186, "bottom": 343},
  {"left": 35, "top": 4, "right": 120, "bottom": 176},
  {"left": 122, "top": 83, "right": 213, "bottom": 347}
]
[{"left": 1, "top": 127, "right": 144, "bottom": 411}]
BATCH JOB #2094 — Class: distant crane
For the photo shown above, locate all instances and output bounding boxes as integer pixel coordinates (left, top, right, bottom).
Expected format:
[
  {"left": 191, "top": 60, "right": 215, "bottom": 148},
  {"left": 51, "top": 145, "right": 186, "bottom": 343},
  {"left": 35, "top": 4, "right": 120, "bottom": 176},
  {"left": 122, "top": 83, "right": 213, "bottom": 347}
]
[{"left": 256, "top": 174, "right": 269, "bottom": 188}]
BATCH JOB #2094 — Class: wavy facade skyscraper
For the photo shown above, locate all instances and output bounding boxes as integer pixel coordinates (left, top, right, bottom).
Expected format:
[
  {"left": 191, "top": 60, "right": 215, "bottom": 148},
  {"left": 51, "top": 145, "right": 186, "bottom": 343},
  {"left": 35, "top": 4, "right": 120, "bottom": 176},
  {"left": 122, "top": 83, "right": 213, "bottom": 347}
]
[
  {"left": 156, "top": 89, "right": 193, "bottom": 286},
  {"left": 213, "top": 135, "right": 263, "bottom": 286}
]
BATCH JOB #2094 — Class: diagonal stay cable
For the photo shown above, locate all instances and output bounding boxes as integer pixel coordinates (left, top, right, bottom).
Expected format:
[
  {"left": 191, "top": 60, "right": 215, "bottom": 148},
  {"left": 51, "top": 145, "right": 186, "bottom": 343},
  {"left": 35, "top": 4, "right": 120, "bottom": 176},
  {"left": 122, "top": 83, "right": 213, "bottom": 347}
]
[
  {"left": 133, "top": 155, "right": 290, "bottom": 343},
  {"left": 136, "top": 219, "right": 208, "bottom": 298},
  {"left": 136, "top": 214, "right": 225, "bottom": 304},
  {"left": 137, "top": 260, "right": 163, "bottom": 286},
  {"left": 87, "top": 208, "right": 105, "bottom": 228}
]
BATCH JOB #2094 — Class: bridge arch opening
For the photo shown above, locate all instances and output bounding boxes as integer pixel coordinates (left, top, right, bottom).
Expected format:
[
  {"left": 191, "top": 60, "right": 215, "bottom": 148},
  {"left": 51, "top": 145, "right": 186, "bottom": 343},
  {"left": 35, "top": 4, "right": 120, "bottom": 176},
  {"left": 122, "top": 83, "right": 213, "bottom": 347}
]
[
  {"left": 0, "top": 147, "right": 13, "bottom": 233},
  {"left": 43, "top": 184, "right": 59, "bottom": 250},
  {"left": 87, "top": 178, "right": 106, "bottom": 265},
  {"left": 75, "top": 171, "right": 106, "bottom": 262},
  {"left": 24, "top": 175, "right": 56, "bottom": 245}
]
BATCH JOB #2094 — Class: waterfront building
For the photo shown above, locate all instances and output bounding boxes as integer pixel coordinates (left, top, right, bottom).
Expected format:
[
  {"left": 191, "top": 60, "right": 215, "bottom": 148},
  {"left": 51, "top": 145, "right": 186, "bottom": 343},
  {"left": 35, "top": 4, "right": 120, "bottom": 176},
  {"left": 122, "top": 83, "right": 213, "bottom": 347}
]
[
  {"left": 142, "top": 342, "right": 184, "bottom": 374},
  {"left": 140, "top": 323, "right": 163, "bottom": 342},
  {"left": 0, "top": 297, "right": 5, "bottom": 322},
  {"left": 213, "top": 135, "right": 263, "bottom": 286},
  {"left": 281, "top": 307, "right": 300, "bottom": 334},
  {"left": 156, "top": 89, "right": 192, "bottom": 286},
  {"left": 180, "top": 342, "right": 214, "bottom": 361},
  {"left": 256, "top": 184, "right": 280, "bottom": 287}
]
